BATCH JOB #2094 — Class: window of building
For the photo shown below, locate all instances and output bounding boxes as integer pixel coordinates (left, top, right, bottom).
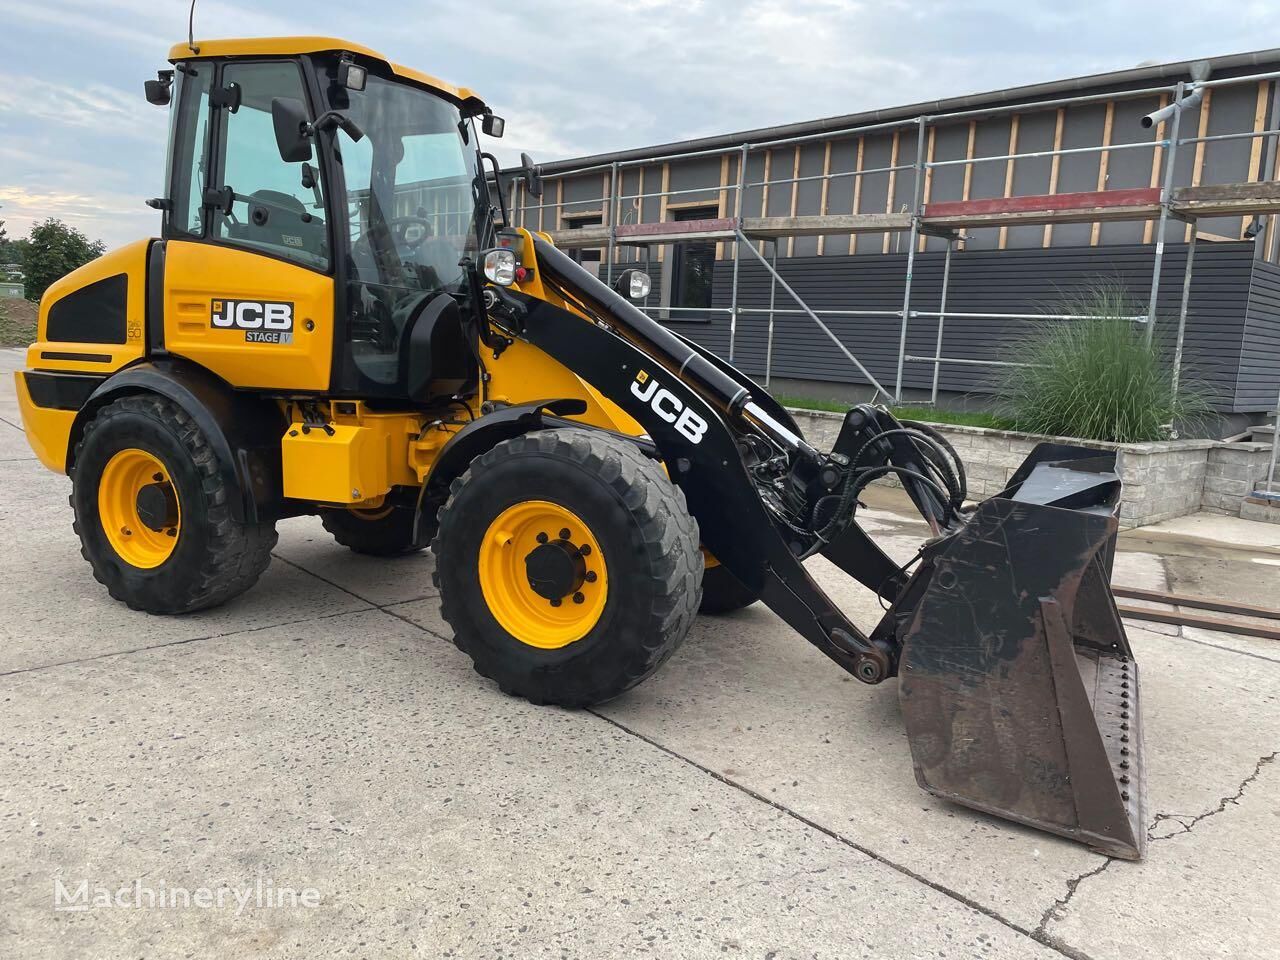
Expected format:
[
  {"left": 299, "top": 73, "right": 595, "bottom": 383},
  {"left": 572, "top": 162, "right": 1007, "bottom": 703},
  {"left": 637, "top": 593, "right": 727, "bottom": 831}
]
[
  {"left": 669, "top": 206, "right": 717, "bottom": 322},
  {"left": 565, "top": 214, "right": 604, "bottom": 276}
]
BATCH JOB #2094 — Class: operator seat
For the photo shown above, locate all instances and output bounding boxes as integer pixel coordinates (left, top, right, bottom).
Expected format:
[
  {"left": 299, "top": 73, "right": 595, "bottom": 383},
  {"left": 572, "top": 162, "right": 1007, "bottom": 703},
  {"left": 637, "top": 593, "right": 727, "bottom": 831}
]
[{"left": 229, "top": 190, "right": 326, "bottom": 261}]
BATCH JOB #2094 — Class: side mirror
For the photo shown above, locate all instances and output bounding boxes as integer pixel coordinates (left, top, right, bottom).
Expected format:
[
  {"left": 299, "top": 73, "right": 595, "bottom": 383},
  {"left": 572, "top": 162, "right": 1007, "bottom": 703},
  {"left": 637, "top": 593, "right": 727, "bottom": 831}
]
[
  {"left": 144, "top": 71, "right": 173, "bottom": 106},
  {"left": 482, "top": 114, "right": 505, "bottom": 138},
  {"left": 521, "top": 151, "right": 543, "bottom": 199},
  {"left": 271, "top": 97, "right": 313, "bottom": 163}
]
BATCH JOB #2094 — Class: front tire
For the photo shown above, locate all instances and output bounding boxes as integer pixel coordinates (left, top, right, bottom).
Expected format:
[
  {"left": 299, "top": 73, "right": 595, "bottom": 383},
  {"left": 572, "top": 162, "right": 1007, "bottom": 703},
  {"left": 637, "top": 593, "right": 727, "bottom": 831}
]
[
  {"left": 71, "top": 394, "right": 277, "bottom": 614},
  {"left": 433, "top": 428, "right": 702, "bottom": 707}
]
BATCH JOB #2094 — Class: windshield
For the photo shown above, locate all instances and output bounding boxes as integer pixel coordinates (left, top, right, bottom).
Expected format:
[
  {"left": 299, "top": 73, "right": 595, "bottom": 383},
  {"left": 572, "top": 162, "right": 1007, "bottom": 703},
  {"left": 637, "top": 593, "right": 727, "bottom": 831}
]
[{"left": 334, "top": 73, "right": 489, "bottom": 297}]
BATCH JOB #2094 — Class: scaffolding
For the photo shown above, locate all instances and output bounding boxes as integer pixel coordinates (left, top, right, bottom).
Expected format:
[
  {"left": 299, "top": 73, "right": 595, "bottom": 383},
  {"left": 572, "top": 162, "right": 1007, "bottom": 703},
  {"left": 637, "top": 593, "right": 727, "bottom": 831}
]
[{"left": 508, "top": 66, "right": 1280, "bottom": 446}]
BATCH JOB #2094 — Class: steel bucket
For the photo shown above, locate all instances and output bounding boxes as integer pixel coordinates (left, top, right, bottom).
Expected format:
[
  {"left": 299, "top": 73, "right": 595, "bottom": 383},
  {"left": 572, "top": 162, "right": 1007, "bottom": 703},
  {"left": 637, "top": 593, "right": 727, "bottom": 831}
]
[{"left": 895, "top": 444, "right": 1146, "bottom": 859}]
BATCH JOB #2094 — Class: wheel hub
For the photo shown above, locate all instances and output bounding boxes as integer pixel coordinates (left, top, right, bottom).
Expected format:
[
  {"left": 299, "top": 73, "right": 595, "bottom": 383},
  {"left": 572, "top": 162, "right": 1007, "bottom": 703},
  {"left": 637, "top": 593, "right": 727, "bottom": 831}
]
[
  {"left": 524, "top": 539, "right": 587, "bottom": 601},
  {"left": 135, "top": 481, "right": 179, "bottom": 532},
  {"left": 98, "top": 448, "right": 181, "bottom": 569},
  {"left": 477, "top": 500, "right": 608, "bottom": 649}
]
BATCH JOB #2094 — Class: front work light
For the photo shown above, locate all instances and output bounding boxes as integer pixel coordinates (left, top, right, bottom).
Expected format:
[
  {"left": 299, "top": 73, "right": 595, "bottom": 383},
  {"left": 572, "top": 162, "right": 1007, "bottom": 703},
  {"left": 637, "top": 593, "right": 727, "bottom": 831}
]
[
  {"left": 338, "top": 61, "right": 367, "bottom": 92},
  {"left": 614, "top": 268, "right": 652, "bottom": 300},
  {"left": 483, "top": 248, "right": 517, "bottom": 286}
]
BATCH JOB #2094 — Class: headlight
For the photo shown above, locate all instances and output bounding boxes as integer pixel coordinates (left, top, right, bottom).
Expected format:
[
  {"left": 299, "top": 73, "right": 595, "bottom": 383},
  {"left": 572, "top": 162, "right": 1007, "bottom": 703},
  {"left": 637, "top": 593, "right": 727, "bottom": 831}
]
[
  {"left": 628, "top": 271, "right": 652, "bottom": 299},
  {"left": 483, "top": 248, "right": 517, "bottom": 286},
  {"left": 614, "top": 268, "right": 651, "bottom": 300}
]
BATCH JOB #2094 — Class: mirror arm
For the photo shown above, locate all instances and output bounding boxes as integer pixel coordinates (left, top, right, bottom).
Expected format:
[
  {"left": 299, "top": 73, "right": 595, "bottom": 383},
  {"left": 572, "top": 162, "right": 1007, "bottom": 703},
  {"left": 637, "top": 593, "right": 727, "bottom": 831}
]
[{"left": 479, "top": 153, "right": 509, "bottom": 227}]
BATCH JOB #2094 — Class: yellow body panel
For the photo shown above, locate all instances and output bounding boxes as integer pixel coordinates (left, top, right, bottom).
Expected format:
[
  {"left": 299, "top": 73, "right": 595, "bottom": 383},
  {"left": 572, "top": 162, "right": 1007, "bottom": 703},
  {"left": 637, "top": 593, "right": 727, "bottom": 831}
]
[
  {"left": 168, "top": 37, "right": 479, "bottom": 105},
  {"left": 282, "top": 404, "right": 426, "bottom": 504},
  {"left": 26, "top": 239, "right": 149, "bottom": 375},
  {"left": 14, "top": 372, "right": 77, "bottom": 472},
  {"left": 282, "top": 424, "right": 388, "bottom": 504},
  {"left": 163, "top": 241, "right": 333, "bottom": 391}
]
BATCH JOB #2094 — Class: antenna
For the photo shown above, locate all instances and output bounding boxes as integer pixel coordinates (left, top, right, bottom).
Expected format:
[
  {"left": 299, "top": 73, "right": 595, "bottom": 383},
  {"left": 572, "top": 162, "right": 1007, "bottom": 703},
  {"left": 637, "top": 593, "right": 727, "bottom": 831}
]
[{"left": 188, "top": 0, "right": 200, "bottom": 54}]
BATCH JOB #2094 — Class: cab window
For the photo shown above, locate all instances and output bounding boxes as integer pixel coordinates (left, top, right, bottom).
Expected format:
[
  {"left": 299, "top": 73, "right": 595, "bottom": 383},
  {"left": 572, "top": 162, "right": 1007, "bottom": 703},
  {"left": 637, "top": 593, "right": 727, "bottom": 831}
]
[
  {"left": 213, "top": 61, "right": 328, "bottom": 270},
  {"left": 167, "top": 63, "right": 213, "bottom": 237}
]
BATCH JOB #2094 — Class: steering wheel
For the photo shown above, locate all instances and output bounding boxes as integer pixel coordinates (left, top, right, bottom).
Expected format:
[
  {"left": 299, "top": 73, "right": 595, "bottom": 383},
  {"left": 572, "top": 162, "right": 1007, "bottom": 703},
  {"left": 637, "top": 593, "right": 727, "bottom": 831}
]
[{"left": 387, "top": 215, "right": 434, "bottom": 251}]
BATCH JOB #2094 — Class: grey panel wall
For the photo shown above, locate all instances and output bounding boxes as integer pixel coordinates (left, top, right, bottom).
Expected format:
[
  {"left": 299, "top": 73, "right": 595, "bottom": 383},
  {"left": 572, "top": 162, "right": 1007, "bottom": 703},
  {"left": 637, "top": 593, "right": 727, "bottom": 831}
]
[
  {"left": 655, "top": 242, "right": 1264, "bottom": 411},
  {"left": 1241, "top": 259, "right": 1280, "bottom": 410}
]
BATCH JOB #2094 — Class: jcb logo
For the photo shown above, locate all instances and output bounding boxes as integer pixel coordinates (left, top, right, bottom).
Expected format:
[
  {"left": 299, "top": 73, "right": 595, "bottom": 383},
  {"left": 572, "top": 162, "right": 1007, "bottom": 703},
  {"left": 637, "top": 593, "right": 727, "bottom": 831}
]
[
  {"left": 211, "top": 299, "right": 294, "bottom": 344},
  {"left": 630, "top": 370, "right": 708, "bottom": 445}
]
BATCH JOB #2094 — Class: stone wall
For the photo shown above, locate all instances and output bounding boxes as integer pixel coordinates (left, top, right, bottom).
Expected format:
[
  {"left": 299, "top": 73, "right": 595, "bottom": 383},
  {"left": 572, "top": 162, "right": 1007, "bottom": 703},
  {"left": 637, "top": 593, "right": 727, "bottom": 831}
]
[{"left": 787, "top": 408, "right": 1275, "bottom": 529}]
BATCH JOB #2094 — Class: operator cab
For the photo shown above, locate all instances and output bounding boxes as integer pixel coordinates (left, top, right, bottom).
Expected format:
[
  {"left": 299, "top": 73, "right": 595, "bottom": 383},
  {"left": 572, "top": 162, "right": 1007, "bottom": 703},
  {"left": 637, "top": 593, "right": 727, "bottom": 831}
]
[{"left": 154, "top": 38, "right": 505, "bottom": 403}]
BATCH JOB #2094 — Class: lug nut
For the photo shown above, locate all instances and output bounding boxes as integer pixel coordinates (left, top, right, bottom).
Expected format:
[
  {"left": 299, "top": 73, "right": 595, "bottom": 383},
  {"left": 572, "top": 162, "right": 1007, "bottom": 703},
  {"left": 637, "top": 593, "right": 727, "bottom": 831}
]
[
  {"left": 579, "top": 544, "right": 592, "bottom": 556},
  {"left": 1122, "top": 791, "right": 1130, "bottom": 801},
  {"left": 550, "top": 597, "right": 562, "bottom": 607},
  {"left": 572, "top": 592, "right": 585, "bottom": 604},
  {"left": 559, "top": 528, "right": 571, "bottom": 540},
  {"left": 1120, "top": 774, "right": 1130, "bottom": 784},
  {"left": 152, "top": 472, "right": 164, "bottom": 482},
  {"left": 584, "top": 571, "right": 597, "bottom": 583},
  {"left": 536, "top": 532, "right": 549, "bottom": 544}
]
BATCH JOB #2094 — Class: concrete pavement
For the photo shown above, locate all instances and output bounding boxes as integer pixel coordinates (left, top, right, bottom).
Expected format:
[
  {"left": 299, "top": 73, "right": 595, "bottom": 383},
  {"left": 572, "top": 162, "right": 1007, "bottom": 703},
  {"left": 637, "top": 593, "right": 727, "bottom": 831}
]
[{"left": 2, "top": 348, "right": 1277, "bottom": 959}]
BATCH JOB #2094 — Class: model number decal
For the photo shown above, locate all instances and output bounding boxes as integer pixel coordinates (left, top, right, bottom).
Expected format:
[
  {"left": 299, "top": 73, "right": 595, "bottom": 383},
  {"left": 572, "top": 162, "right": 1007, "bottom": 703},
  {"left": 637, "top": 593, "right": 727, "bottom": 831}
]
[
  {"left": 211, "top": 299, "right": 294, "bottom": 344},
  {"left": 630, "top": 370, "right": 708, "bottom": 445}
]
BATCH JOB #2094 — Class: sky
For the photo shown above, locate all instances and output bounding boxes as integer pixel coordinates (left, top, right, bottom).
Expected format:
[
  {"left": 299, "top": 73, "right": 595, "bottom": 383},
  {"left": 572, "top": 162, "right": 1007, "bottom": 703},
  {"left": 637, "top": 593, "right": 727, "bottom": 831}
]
[{"left": 1, "top": 0, "right": 1278, "bottom": 249}]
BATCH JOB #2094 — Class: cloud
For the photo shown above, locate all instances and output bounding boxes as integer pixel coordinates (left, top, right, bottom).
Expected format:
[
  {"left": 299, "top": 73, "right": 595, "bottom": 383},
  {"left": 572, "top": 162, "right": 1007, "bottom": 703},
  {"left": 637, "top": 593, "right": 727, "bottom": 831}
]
[
  {"left": 0, "top": 74, "right": 157, "bottom": 137},
  {"left": 0, "top": 0, "right": 1271, "bottom": 249}
]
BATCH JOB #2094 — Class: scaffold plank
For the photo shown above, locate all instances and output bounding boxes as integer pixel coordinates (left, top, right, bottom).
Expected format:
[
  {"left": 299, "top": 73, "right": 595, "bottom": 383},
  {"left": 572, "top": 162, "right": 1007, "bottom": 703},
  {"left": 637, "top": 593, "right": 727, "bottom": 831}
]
[
  {"left": 743, "top": 213, "right": 913, "bottom": 237},
  {"left": 923, "top": 188, "right": 1161, "bottom": 227}
]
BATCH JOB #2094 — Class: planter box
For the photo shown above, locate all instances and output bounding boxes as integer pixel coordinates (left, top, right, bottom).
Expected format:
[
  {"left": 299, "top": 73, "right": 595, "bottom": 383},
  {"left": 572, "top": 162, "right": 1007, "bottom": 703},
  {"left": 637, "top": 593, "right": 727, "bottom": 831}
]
[{"left": 787, "top": 408, "right": 1275, "bottom": 529}]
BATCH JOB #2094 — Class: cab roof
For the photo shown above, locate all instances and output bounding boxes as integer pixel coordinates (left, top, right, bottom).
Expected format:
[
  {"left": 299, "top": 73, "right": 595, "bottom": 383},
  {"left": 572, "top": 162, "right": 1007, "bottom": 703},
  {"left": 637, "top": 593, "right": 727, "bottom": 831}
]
[{"left": 167, "top": 36, "right": 481, "bottom": 106}]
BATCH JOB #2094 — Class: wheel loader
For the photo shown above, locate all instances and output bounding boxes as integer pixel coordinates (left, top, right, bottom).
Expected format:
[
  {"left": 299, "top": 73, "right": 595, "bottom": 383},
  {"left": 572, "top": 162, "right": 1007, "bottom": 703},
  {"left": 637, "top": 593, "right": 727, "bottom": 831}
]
[{"left": 15, "top": 36, "right": 1146, "bottom": 859}]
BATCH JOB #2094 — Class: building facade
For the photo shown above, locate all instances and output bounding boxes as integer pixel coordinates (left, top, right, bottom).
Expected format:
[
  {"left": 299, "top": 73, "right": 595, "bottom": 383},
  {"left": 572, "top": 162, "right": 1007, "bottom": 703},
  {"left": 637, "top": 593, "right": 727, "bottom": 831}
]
[{"left": 500, "top": 48, "right": 1280, "bottom": 427}]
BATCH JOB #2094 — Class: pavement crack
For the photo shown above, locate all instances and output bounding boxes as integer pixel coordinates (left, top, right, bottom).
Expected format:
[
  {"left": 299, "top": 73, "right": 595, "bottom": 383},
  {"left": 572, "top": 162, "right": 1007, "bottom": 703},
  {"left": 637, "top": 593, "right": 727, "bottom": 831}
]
[
  {"left": 270, "top": 553, "right": 451, "bottom": 642},
  {"left": 0, "top": 604, "right": 375, "bottom": 679},
  {"left": 1147, "top": 751, "right": 1277, "bottom": 842},
  {"left": 588, "top": 709, "right": 1099, "bottom": 960},
  {"left": 1034, "top": 858, "right": 1113, "bottom": 940}
]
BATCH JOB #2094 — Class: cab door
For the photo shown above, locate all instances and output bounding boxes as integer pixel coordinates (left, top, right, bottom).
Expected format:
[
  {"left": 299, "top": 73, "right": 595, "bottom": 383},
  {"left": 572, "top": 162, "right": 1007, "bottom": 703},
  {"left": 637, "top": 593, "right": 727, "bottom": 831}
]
[{"left": 161, "top": 58, "right": 333, "bottom": 392}]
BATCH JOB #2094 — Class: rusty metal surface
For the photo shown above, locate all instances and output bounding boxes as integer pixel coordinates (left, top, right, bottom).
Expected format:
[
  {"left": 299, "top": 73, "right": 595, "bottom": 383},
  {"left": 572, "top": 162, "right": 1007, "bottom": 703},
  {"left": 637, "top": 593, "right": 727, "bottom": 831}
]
[{"left": 895, "top": 451, "right": 1145, "bottom": 860}]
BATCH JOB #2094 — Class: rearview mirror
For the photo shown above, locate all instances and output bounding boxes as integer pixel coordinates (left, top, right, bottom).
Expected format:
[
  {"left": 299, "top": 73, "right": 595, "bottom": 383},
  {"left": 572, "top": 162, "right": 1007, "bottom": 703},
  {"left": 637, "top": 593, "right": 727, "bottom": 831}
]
[
  {"left": 521, "top": 151, "right": 543, "bottom": 199},
  {"left": 271, "top": 97, "right": 313, "bottom": 163},
  {"left": 482, "top": 114, "right": 505, "bottom": 138},
  {"left": 144, "top": 71, "right": 173, "bottom": 106}
]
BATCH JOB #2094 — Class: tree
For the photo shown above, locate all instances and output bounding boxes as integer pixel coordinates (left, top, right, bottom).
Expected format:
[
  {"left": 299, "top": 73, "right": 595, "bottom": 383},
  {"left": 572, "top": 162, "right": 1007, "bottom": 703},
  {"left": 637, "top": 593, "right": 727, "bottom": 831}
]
[{"left": 23, "top": 219, "right": 105, "bottom": 301}]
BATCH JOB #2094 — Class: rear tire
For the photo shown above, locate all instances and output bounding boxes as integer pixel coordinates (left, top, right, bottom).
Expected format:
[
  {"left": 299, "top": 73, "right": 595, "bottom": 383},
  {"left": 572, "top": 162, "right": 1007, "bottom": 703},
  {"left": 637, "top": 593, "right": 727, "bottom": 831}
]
[
  {"left": 321, "top": 504, "right": 426, "bottom": 556},
  {"left": 699, "top": 563, "right": 760, "bottom": 614},
  {"left": 70, "top": 394, "right": 277, "bottom": 614},
  {"left": 433, "top": 428, "right": 702, "bottom": 707}
]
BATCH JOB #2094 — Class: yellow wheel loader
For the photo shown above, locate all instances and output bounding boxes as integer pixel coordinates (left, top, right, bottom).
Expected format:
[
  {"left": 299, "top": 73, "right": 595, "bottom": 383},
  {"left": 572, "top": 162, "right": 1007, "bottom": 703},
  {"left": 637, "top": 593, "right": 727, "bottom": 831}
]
[{"left": 15, "top": 36, "right": 1146, "bottom": 859}]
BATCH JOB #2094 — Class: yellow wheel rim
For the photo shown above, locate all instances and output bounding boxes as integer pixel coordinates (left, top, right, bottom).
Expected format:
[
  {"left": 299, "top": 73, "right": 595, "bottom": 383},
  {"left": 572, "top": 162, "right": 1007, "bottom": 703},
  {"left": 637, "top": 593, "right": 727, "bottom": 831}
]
[
  {"left": 478, "top": 500, "right": 608, "bottom": 649},
  {"left": 98, "top": 448, "right": 181, "bottom": 569}
]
